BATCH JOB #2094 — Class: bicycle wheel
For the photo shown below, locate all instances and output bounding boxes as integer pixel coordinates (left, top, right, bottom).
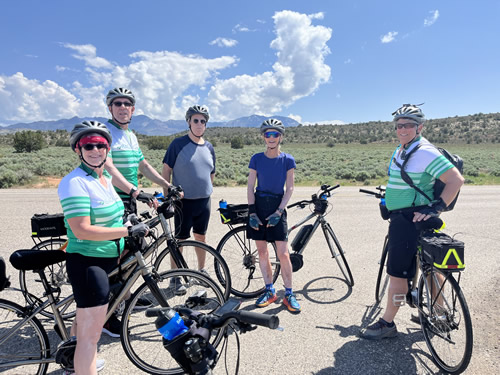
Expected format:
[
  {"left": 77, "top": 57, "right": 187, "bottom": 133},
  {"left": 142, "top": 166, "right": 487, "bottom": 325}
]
[
  {"left": 0, "top": 298, "right": 50, "bottom": 375},
  {"left": 418, "top": 269, "right": 473, "bottom": 374},
  {"left": 120, "top": 269, "right": 226, "bottom": 375},
  {"left": 216, "top": 225, "right": 280, "bottom": 298},
  {"left": 154, "top": 240, "right": 231, "bottom": 300},
  {"left": 20, "top": 238, "right": 75, "bottom": 319},
  {"left": 375, "top": 236, "right": 390, "bottom": 304},
  {"left": 323, "top": 224, "right": 354, "bottom": 286}
]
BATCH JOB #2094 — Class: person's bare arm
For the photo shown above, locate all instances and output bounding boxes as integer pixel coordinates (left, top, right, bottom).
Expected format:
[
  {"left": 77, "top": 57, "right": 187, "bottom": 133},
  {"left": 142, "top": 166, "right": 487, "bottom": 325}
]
[
  {"left": 139, "top": 159, "right": 171, "bottom": 191},
  {"left": 104, "top": 158, "right": 139, "bottom": 198},
  {"left": 67, "top": 216, "right": 128, "bottom": 241}
]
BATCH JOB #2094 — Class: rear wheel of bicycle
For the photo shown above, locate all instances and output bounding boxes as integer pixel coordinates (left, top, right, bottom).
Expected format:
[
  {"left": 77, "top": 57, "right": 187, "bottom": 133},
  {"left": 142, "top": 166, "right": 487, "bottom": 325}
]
[
  {"left": 324, "top": 224, "right": 354, "bottom": 287},
  {"left": 120, "top": 269, "right": 226, "bottom": 375},
  {"left": 154, "top": 240, "right": 231, "bottom": 301},
  {"left": 418, "top": 269, "right": 473, "bottom": 374},
  {"left": 216, "top": 225, "right": 280, "bottom": 298},
  {"left": 19, "top": 238, "right": 75, "bottom": 319},
  {"left": 375, "top": 236, "right": 390, "bottom": 304},
  {"left": 0, "top": 298, "right": 50, "bottom": 375}
]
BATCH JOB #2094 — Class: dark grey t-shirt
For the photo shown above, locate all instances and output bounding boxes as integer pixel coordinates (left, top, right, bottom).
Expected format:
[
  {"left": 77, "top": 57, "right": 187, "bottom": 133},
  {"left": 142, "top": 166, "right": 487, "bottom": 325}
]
[{"left": 163, "top": 135, "right": 216, "bottom": 199}]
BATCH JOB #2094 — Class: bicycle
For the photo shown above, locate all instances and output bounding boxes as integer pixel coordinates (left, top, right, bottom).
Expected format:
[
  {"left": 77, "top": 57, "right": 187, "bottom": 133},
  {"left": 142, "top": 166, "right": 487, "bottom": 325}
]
[
  {"left": 146, "top": 297, "right": 280, "bottom": 374},
  {"left": 360, "top": 186, "right": 473, "bottom": 374},
  {"left": 0, "top": 232, "right": 227, "bottom": 374},
  {"left": 18, "top": 187, "right": 232, "bottom": 321},
  {"left": 217, "top": 184, "right": 354, "bottom": 298}
]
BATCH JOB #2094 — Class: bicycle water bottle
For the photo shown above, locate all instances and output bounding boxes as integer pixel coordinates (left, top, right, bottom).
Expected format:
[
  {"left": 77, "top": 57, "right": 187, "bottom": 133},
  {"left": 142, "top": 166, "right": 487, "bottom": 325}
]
[
  {"left": 219, "top": 199, "right": 227, "bottom": 209},
  {"left": 155, "top": 309, "right": 189, "bottom": 341},
  {"left": 320, "top": 194, "right": 327, "bottom": 200},
  {"left": 154, "top": 192, "right": 164, "bottom": 199}
]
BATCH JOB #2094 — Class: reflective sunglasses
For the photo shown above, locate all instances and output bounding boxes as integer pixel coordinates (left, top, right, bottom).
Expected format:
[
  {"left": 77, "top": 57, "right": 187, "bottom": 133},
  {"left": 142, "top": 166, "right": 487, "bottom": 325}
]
[
  {"left": 192, "top": 118, "right": 206, "bottom": 124},
  {"left": 112, "top": 101, "right": 133, "bottom": 107},
  {"left": 264, "top": 131, "right": 281, "bottom": 138},
  {"left": 81, "top": 143, "right": 108, "bottom": 151},
  {"left": 395, "top": 122, "right": 418, "bottom": 130}
]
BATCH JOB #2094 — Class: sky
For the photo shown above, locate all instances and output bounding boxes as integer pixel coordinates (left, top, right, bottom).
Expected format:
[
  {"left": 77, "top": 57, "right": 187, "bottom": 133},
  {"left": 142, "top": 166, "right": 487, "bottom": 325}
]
[{"left": 0, "top": 0, "right": 499, "bottom": 127}]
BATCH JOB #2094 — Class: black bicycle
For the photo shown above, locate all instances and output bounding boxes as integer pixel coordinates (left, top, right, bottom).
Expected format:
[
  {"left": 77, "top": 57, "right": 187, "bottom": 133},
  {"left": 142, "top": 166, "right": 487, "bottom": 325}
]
[
  {"left": 217, "top": 184, "right": 354, "bottom": 298},
  {"left": 360, "top": 186, "right": 473, "bottom": 374},
  {"left": 146, "top": 297, "right": 279, "bottom": 374}
]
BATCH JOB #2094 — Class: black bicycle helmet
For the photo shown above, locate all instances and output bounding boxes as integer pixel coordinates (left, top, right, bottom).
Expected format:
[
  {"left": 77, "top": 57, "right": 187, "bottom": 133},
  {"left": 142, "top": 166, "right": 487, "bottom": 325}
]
[
  {"left": 70, "top": 121, "right": 112, "bottom": 151},
  {"left": 260, "top": 118, "right": 285, "bottom": 135},
  {"left": 106, "top": 88, "right": 136, "bottom": 106},
  {"left": 185, "top": 105, "right": 210, "bottom": 122},
  {"left": 392, "top": 104, "right": 425, "bottom": 124}
]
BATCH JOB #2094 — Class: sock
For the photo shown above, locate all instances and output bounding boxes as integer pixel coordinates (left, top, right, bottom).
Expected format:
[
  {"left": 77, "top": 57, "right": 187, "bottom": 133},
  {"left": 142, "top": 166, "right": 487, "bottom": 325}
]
[
  {"left": 285, "top": 287, "right": 292, "bottom": 296},
  {"left": 265, "top": 284, "right": 275, "bottom": 294}
]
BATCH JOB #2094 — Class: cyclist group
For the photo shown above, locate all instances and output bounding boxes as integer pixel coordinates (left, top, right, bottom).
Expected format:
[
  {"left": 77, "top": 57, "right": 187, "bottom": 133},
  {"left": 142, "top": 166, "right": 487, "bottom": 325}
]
[{"left": 54, "top": 86, "right": 463, "bottom": 374}]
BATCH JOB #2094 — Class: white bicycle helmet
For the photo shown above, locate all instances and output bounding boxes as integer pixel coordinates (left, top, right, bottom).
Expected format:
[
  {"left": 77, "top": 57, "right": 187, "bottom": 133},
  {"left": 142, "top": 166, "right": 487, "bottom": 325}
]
[
  {"left": 185, "top": 105, "right": 210, "bottom": 122},
  {"left": 392, "top": 104, "right": 425, "bottom": 124},
  {"left": 106, "top": 88, "right": 136, "bottom": 106},
  {"left": 70, "top": 121, "right": 112, "bottom": 151},
  {"left": 260, "top": 119, "right": 285, "bottom": 134}
]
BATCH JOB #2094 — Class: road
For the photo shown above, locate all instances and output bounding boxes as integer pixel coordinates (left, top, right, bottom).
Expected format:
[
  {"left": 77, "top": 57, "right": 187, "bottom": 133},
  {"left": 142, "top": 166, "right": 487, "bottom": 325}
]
[{"left": 0, "top": 186, "right": 498, "bottom": 374}]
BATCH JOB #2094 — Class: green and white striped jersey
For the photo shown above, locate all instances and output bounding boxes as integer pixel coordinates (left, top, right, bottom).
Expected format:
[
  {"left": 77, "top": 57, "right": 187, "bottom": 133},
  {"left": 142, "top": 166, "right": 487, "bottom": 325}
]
[
  {"left": 58, "top": 163, "right": 125, "bottom": 257},
  {"left": 386, "top": 137, "right": 454, "bottom": 211}
]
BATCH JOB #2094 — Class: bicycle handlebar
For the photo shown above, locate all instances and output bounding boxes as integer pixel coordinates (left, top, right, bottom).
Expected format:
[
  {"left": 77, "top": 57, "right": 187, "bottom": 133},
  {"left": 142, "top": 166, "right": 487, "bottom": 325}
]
[{"left": 287, "top": 184, "right": 340, "bottom": 209}]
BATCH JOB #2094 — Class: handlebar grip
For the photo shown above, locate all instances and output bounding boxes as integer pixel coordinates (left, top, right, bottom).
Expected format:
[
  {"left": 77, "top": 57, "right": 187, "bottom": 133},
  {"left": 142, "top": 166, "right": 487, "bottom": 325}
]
[
  {"left": 327, "top": 184, "right": 340, "bottom": 192},
  {"left": 234, "top": 311, "right": 279, "bottom": 329},
  {"left": 359, "top": 189, "right": 377, "bottom": 195}
]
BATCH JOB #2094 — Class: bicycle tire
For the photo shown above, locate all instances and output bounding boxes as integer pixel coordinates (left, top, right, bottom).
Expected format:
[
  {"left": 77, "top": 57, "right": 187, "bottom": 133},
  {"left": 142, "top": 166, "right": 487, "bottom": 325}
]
[
  {"left": 418, "top": 269, "right": 473, "bottom": 374},
  {"left": 216, "top": 225, "right": 280, "bottom": 298},
  {"left": 120, "top": 269, "right": 226, "bottom": 375},
  {"left": 20, "top": 238, "right": 75, "bottom": 319},
  {"left": 375, "top": 236, "right": 390, "bottom": 304},
  {"left": 0, "top": 298, "right": 50, "bottom": 375},
  {"left": 324, "top": 224, "right": 355, "bottom": 286},
  {"left": 154, "top": 240, "right": 231, "bottom": 301}
]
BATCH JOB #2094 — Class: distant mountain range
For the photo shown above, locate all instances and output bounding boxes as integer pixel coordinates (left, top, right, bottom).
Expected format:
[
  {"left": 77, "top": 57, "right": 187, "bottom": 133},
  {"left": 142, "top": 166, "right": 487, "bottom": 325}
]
[{"left": 0, "top": 115, "right": 300, "bottom": 136}]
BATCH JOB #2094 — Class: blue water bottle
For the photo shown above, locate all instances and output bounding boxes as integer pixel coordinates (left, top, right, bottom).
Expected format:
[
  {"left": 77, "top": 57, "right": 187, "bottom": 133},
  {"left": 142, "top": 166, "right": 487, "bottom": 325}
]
[
  {"left": 155, "top": 309, "right": 188, "bottom": 341},
  {"left": 219, "top": 199, "right": 227, "bottom": 209}
]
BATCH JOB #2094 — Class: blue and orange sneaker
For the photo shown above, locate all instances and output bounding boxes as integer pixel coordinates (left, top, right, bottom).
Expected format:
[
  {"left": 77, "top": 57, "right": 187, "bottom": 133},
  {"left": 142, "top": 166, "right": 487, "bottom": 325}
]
[
  {"left": 255, "top": 289, "right": 277, "bottom": 307},
  {"left": 283, "top": 293, "right": 301, "bottom": 312}
]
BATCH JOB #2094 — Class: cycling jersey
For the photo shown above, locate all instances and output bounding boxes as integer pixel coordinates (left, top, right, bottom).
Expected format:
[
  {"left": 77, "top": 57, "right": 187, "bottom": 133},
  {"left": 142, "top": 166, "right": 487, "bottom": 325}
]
[
  {"left": 58, "top": 163, "right": 125, "bottom": 258},
  {"left": 249, "top": 152, "right": 296, "bottom": 196},
  {"left": 386, "top": 136, "right": 454, "bottom": 211},
  {"left": 106, "top": 119, "right": 145, "bottom": 198}
]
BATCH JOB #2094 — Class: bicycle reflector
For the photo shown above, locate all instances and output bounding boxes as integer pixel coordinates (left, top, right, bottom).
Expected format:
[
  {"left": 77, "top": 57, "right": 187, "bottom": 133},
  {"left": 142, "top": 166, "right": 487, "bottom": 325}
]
[{"left": 419, "top": 232, "right": 465, "bottom": 271}]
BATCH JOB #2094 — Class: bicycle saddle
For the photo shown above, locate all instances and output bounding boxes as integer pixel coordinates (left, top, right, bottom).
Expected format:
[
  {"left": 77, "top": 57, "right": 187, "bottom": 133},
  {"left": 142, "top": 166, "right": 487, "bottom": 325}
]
[{"left": 9, "top": 249, "right": 66, "bottom": 271}]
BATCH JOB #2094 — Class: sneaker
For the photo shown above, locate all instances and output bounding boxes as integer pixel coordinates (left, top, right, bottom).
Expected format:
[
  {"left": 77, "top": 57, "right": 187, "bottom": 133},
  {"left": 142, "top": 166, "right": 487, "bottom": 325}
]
[
  {"left": 359, "top": 318, "right": 398, "bottom": 340},
  {"left": 169, "top": 277, "right": 187, "bottom": 296},
  {"left": 255, "top": 289, "right": 277, "bottom": 307},
  {"left": 62, "top": 358, "right": 105, "bottom": 374},
  {"left": 283, "top": 293, "right": 301, "bottom": 312},
  {"left": 133, "top": 296, "right": 153, "bottom": 311},
  {"left": 102, "top": 314, "right": 121, "bottom": 338}
]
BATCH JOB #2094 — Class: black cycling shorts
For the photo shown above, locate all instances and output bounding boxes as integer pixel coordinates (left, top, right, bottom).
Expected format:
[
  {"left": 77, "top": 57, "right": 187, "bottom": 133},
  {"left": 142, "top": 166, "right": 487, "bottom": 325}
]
[
  {"left": 386, "top": 211, "right": 419, "bottom": 279},
  {"left": 66, "top": 253, "right": 118, "bottom": 308},
  {"left": 247, "top": 193, "right": 288, "bottom": 242},
  {"left": 174, "top": 197, "right": 211, "bottom": 240}
]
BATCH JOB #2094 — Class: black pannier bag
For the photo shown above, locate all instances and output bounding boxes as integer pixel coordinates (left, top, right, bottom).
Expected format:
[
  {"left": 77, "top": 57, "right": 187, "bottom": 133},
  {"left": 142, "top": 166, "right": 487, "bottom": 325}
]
[
  {"left": 31, "top": 213, "right": 67, "bottom": 237},
  {"left": 419, "top": 232, "right": 465, "bottom": 271},
  {"left": 219, "top": 204, "right": 249, "bottom": 225}
]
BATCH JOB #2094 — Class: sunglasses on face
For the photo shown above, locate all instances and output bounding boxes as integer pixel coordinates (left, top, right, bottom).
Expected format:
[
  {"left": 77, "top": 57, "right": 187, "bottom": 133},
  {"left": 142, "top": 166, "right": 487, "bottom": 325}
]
[
  {"left": 264, "top": 131, "right": 281, "bottom": 138},
  {"left": 395, "top": 122, "right": 418, "bottom": 130},
  {"left": 81, "top": 143, "right": 108, "bottom": 151},
  {"left": 192, "top": 119, "right": 206, "bottom": 124},
  {"left": 112, "top": 101, "right": 133, "bottom": 107}
]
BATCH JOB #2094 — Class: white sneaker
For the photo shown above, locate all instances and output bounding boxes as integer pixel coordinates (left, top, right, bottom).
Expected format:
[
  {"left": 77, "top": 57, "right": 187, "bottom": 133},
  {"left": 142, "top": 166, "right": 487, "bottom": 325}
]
[{"left": 62, "top": 358, "right": 105, "bottom": 374}]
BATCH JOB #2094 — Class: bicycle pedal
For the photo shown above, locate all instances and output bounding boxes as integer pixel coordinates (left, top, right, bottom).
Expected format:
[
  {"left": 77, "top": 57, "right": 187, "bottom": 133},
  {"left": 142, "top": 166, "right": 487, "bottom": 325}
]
[{"left": 392, "top": 293, "right": 406, "bottom": 307}]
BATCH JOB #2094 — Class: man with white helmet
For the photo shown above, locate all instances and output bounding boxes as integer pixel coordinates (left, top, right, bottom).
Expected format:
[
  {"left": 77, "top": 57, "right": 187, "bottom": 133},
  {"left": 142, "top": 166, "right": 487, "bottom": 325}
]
[{"left": 360, "top": 104, "right": 464, "bottom": 340}]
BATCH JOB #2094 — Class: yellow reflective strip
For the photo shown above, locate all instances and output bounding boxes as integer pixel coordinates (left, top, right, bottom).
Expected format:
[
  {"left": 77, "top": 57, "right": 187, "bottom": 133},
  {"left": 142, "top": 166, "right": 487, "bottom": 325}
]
[
  {"left": 220, "top": 213, "right": 230, "bottom": 224},
  {"left": 434, "top": 248, "right": 465, "bottom": 269}
]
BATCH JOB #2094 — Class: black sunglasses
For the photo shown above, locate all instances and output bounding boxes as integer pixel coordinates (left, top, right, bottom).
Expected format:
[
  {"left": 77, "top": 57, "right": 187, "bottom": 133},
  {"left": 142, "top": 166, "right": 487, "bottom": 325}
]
[
  {"left": 192, "top": 118, "right": 206, "bottom": 124},
  {"left": 112, "top": 101, "right": 133, "bottom": 107},
  {"left": 395, "top": 122, "right": 417, "bottom": 130},
  {"left": 81, "top": 144, "right": 108, "bottom": 151}
]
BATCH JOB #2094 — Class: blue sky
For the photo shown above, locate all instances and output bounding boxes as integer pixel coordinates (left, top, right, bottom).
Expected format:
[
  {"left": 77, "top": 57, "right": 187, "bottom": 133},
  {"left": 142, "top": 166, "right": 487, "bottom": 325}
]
[{"left": 0, "top": 0, "right": 498, "bottom": 126}]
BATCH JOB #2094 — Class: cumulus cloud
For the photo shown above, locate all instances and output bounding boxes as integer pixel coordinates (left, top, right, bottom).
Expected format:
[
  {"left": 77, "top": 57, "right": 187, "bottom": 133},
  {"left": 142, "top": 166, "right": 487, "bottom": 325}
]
[
  {"left": 207, "top": 10, "right": 332, "bottom": 120},
  {"left": 424, "top": 10, "right": 439, "bottom": 27},
  {"left": 232, "top": 24, "right": 256, "bottom": 33},
  {"left": 62, "top": 43, "right": 114, "bottom": 69},
  {"left": 209, "top": 37, "right": 238, "bottom": 48},
  {"left": 381, "top": 31, "right": 398, "bottom": 43}
]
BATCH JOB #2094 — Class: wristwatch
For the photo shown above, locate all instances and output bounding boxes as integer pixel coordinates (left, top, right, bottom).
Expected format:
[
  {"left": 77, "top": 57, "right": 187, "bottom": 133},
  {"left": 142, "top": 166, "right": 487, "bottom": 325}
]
[{"left": 129, "top": 186, "right": 138, "bottom": 197}]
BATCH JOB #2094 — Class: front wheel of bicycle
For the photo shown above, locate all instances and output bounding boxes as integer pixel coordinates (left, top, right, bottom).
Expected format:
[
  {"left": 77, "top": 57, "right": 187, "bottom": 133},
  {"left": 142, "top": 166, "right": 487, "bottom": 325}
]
[
  {"left": 323, "top": 224, "right": 354, "bottom": 287},
  {"left": 418, "top": 269, "right": 473, "bottom": 374},
  {"left": 19, "top": 238, "right": 75, "bottom": 319},
  {"left": 0, "top": 298, "right": 50, "bottom": 375},
  {"left": 375, "top": 236, "right": 389, "bottom": 304},
  {"left": 154, "top": 240, "right": 231, "bottom": 301},
  {"left": 216, "top": 225, "right": 280, "bottom": 298},
  {"left": 120, "top": 269, "right": 226, "bottom": 375}
]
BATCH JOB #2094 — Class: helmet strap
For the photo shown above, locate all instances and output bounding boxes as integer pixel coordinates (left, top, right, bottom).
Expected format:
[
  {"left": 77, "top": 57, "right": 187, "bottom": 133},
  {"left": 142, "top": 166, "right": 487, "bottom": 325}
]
[
  {"left": 78, "top": 148, "right": 108, "bottom": 171},
  {"left": 111, "top": 115, "right": 131, "bottom": 126},
  {"left": 189, "top": 126, "right": 205, "bottom": 139}
]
